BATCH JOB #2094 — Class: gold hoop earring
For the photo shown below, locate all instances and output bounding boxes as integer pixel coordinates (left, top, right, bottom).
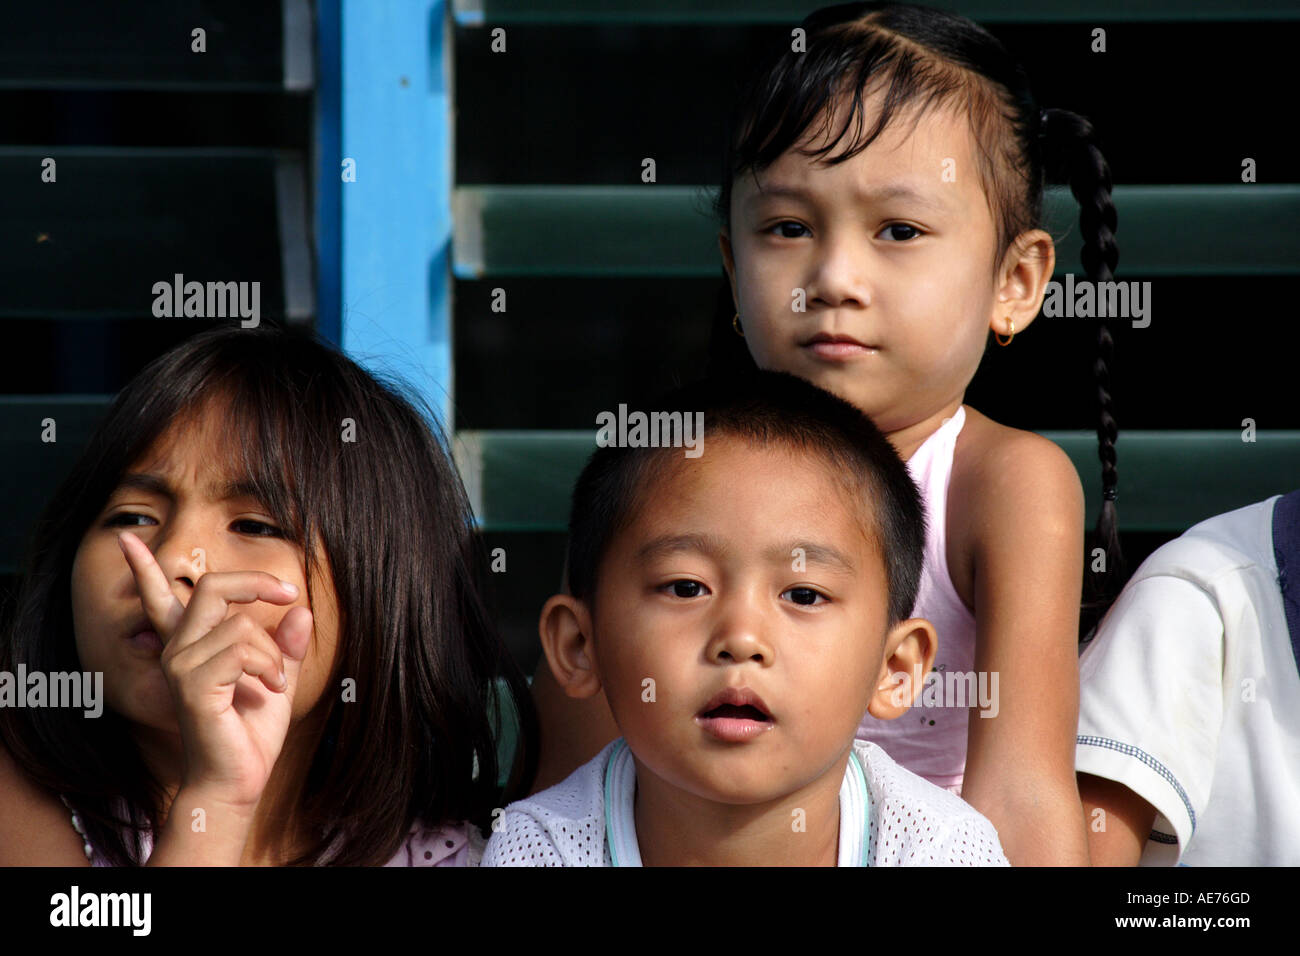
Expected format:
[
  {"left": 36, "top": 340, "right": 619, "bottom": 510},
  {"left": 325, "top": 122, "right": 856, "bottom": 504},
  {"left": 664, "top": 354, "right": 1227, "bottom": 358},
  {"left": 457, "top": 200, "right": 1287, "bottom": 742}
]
[
  {"left": 995, "top": 318, "right": 1015, "bottom": 346},
  {"left": 732, "top": 312, "right": 745, "bottom": 337}
]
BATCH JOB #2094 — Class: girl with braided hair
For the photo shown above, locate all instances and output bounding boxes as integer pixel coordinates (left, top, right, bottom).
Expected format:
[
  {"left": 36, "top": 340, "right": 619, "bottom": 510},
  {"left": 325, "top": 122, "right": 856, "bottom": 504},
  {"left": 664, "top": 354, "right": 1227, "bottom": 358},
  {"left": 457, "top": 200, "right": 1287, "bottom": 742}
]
[{"left": 532, "top": 2, "right": 1122, "bottom": 866}]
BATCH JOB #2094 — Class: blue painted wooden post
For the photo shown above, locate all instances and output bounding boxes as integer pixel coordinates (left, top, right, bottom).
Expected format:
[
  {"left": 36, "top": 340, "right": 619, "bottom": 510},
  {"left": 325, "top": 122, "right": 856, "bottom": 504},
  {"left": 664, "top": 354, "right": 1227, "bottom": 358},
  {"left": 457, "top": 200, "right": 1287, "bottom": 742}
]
[
  {"left": 331, "top": 0, "right": 454, "bottom": 428},
  {"left": 315, "top": 0, "right": 342, "bottom": 347}
]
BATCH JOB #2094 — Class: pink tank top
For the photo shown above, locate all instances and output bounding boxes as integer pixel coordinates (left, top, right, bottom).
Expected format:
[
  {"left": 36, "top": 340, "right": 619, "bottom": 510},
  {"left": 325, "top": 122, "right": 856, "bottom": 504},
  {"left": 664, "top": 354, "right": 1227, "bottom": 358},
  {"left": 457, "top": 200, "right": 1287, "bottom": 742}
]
[
  {"left": 856, "top": 406, "right": 976, "bottom": 794},
  {"left": 64, "top": 795, "right": 474, "bottom": 866}
]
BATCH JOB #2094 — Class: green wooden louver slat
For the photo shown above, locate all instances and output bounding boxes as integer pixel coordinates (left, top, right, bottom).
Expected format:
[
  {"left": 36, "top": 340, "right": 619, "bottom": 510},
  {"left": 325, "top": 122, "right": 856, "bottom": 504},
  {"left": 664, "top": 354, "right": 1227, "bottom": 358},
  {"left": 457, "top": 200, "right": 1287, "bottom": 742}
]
[
  {"left": 452, "top": 185, "right": 1300, "bottom": 278},
  {"left": 453, "top": 0, "right": 1300, "bottom": 25},
  {"left": 0, "top": 396, "right": 112, "bottom": 574},
  {"left": 0, "top": 148, "right": 314, "bottom": 322},
  {"left": 3, "top": 411, "right": 1295, "bottom": 572},
  {"left": 455, "top": 429, "right": 1300, "bottom": 534},
  {"left": 0, "top": 0, "right": 312, "bottom": 91}
]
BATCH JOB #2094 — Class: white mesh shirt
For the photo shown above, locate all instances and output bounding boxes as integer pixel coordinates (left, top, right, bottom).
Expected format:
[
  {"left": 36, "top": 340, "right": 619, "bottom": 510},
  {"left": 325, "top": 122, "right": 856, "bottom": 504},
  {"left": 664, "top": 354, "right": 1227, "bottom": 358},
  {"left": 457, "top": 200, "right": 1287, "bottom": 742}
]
[
  {"left": 483, "top": 738, "right": 1008, "bottom": 866},
  {"left": 859, "top": 738, "right": 1009, "bottom": 865}
]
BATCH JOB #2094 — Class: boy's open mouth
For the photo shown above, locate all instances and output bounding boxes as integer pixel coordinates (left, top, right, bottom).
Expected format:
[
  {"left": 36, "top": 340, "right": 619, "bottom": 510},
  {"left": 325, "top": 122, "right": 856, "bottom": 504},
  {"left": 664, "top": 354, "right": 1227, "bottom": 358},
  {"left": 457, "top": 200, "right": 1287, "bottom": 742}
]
[
  {"left": 695, "top": 687, "right": 775, "bottom": 742},
  {"left": 701, "top": 703, "right": 769, "bottom": 720}
]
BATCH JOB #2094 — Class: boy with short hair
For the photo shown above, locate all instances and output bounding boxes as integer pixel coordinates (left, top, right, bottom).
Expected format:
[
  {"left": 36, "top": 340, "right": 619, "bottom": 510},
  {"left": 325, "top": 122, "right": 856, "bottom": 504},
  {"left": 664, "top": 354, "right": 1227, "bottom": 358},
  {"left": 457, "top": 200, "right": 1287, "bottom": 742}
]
[{"left": 483, "top": 371, "right": 1008, "bottom": 866}]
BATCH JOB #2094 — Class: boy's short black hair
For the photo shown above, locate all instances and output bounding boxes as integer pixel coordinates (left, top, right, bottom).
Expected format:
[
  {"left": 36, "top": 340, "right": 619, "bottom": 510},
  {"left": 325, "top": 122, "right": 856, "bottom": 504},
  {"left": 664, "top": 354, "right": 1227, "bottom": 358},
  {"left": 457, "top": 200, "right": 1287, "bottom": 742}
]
[{"left": 566, "top": 369, "right": 926, "bottom": 624}]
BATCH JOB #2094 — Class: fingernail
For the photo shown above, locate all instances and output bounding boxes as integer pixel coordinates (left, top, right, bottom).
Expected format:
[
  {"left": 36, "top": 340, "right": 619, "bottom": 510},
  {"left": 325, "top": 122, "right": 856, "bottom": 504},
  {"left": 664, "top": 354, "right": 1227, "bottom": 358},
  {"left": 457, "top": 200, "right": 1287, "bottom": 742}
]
[
  {"left": 281, "top": 580, "right": 299, "bottom": 596},
  {"left": 278, "top": 670, "right": 287, "bottom": 688}
]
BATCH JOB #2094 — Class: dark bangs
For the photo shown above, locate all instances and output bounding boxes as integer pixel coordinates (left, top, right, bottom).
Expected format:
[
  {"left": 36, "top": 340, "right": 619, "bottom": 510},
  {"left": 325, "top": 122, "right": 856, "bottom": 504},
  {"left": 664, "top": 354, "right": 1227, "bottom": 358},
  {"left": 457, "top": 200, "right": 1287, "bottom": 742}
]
[
  {"left": 1, "top": 324, "right": 537, "bottom": 865},
  {"left": 715, "top": 3, "right": 1045, "bottom": 264}
]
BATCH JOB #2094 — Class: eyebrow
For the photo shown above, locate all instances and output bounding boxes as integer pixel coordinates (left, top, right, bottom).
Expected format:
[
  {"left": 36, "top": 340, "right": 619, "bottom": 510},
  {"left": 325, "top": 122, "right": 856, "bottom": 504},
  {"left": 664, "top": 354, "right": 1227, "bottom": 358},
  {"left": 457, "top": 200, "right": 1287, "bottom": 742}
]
[
  {"left": 635, "top": 532, "right": 856, "bottom": 574},
  {"left": 112, "top": 472, "right": 266, "bottom": 504},
  {"left": 636, "top": 532, "right": 725, "bottom": 564},
  {"left": 745, "top": 181, "right": 950, "bottom": 215},
  {"left": 766, "top": 541, "right": 857, "bottom": 575}
]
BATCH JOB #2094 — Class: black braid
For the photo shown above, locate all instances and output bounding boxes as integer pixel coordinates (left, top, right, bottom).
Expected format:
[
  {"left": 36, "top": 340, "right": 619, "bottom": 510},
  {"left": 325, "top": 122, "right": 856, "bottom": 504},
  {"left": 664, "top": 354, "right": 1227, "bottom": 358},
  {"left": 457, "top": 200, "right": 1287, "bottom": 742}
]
[{"left": 1042, "top": 107, "right": 1125, "bottom": 642}]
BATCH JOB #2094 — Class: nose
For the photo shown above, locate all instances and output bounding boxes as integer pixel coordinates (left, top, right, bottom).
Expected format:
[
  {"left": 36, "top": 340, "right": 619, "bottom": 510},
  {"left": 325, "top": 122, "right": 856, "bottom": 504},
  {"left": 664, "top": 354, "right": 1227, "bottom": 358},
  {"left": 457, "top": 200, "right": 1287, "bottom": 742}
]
[
  {"left": 704, "top": 586, "right": 775, "bottom": 666},
  {"left": 807, "top": 232, "right": 872, "bottom": 312},
  {"left": 145, "top": 522, "right": 205, "bottom": 595}
]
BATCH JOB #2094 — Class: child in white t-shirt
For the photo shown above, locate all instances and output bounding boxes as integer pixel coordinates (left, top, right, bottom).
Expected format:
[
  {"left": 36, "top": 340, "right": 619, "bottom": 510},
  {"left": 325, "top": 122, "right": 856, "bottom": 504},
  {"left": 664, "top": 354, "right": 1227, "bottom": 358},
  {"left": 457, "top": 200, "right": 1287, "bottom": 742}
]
[
  {"left": 482, "top": 371, "right": 1008, "bottom": 866},
  {"left": 1076, "top": 489, "right": 1300, "bottom": 865}
]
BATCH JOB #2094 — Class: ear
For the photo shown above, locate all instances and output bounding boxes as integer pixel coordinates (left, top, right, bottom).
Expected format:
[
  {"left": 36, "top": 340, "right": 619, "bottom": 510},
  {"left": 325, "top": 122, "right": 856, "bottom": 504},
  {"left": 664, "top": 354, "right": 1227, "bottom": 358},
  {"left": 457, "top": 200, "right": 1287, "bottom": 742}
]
[
  {"left": 992, "top": 228, "right": 1056, "bottom": 339},
  {"left": 865, "top": 616, "right": 938, "bottom": 720},
  {"left": 718, "top": 228, "right": 739, "bottom": 307},
  {"left": 538, "top": 594, "right": 602, "bottom": 700}
]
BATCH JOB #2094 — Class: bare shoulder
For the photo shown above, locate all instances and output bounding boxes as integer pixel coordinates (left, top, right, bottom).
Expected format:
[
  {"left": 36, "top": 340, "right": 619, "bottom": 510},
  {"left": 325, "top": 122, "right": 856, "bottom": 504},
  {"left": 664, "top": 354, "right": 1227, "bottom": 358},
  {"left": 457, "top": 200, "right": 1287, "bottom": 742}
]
[
  {"left": 530, "top": 663, "right": 619, "bottom": 794},
  {"left": 0, "top": 742, "right": 89, "bottom": 865},
  {"left": 950, "top": 407, "right": 1085, "bottom": 554},
  {"left": 955, "top": 407, "right": 1079, "bottom": 482}
]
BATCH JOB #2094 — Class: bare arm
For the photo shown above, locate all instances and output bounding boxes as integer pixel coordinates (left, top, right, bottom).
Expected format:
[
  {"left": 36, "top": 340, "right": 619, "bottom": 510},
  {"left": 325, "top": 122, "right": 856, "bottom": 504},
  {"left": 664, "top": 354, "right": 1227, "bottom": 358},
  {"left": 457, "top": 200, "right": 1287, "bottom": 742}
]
[
  {"left": 530, "top": 658, "right": 620, "bottom": 794},
  {"left": 0, "top": 744, "right": 89, "bottom": 865},
  {"left": 958, "top": 433, "right": 1090, "bottom": 865},
  {"left": 1077, "top": 772, "right": 1155, "bottom": 866}
]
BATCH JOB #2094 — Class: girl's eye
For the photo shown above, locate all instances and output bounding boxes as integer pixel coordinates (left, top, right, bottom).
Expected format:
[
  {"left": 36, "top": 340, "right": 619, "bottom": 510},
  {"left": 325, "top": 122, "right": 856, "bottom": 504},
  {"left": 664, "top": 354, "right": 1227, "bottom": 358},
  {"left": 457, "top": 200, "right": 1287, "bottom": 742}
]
[
  {"left": 105, "top": 512, "right": 155, "bottom": 528},
  {"left": 232, "top": 519, "right": 284, "bottom": 538},
  {"left": 767, "top": 221, "right": 810, "bottom": 239},
  {"left": 782, "top": 586, "right": 827, "bottom": 606},
  {"left": 878, "top": 223, "right": 922, "bottom": 241},
  {"left": 663, "top": 580, "right": 707, "bottom": 599}
]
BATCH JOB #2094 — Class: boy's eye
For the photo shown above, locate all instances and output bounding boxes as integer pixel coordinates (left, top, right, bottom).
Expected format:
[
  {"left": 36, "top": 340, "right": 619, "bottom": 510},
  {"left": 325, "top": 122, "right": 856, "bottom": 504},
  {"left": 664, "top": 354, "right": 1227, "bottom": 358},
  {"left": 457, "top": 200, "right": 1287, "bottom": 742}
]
[
  {"left": 663, "top": 579, "right": 707, "bottom": 599},
  {"left": 232, "top": 519, "right": 284, "bottom": 538},
  {"left": 767, "top": 220, "right": 810, "bottom": 239},
  {"left": 877, "top": 223, "right": 922, "bottom": 241},
  {"left": 782, "top": 586, "right": 827, "bottom": 606}
]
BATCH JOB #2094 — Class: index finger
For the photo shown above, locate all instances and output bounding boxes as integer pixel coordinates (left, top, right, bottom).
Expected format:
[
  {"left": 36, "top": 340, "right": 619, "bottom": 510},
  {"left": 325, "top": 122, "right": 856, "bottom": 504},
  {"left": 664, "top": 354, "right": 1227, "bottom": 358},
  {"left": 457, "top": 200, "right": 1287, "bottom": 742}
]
[
  {"left": 118, "top": 531, "right": 187, "bottom": 639},
  {"left": 119, "top": 532, "right": 301, "bottom": 653}
]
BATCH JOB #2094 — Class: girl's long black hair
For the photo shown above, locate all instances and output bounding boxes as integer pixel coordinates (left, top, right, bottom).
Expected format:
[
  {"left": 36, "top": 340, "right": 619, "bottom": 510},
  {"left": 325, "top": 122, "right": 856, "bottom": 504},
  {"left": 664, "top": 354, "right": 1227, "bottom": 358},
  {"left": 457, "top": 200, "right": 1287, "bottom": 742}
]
[
  {"left": 707, "top": 2, "right": 1124, "bottom": 638},
  {"left": 0, "top": 324, "right": 538, "bottom": 864}
]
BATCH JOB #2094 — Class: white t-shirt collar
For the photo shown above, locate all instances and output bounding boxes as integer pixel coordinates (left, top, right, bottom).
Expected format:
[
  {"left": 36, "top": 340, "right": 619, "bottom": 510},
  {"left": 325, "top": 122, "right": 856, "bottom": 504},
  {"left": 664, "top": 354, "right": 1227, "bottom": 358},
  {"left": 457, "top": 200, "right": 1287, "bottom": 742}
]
[{"left": 603, "top": 738, "right": 870, "bottom": 866}]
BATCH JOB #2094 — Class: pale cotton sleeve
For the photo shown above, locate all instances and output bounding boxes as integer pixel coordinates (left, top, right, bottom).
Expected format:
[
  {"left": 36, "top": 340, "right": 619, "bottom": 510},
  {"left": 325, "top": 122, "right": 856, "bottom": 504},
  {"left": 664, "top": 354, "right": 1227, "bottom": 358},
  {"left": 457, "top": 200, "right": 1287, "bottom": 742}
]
[
  {"left": 386, "top": 820, "right": 476, "bottom": 866},
  {"left": 1076, "top": 574, "right": 1225, "bottom": 864}
]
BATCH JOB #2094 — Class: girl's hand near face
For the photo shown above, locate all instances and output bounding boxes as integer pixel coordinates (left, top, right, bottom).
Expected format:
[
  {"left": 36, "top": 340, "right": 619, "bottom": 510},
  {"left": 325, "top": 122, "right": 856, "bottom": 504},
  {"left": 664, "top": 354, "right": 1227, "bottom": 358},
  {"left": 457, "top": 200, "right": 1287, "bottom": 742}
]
[{"left": 117, "top": 530, "right": 312, "bottom": 863}]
